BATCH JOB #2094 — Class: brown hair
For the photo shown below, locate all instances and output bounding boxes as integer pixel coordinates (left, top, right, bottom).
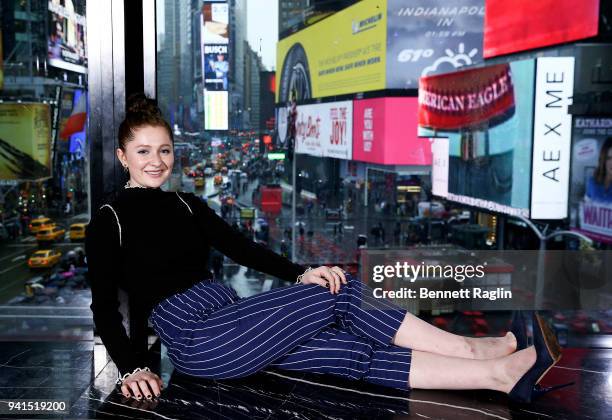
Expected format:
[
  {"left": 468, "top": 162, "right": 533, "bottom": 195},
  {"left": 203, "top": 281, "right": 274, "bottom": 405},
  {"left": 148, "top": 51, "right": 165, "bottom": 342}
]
[
  {"left": 594, "top": 137, "right": 612, "bottom": 185},
  {"left": 118, "top": 93, "right": 173, "bottom": 151}
]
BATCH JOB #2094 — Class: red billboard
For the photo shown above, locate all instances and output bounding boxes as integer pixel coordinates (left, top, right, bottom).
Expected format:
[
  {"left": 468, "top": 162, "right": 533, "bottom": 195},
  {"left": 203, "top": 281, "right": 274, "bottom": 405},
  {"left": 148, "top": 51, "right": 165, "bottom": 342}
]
[
  {"left": 484, "top": 0, "right": 599, "bottom": 58},
  {"left": 418, "top": 64, "right": 515, "bottom": 131},
  {"left": 353, "top": 97, "right": 432, "bottom": 166}
]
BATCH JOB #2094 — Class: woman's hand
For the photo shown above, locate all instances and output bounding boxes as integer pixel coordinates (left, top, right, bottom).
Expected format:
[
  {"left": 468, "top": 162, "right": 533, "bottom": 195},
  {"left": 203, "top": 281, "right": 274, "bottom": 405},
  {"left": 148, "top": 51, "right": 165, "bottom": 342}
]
[
  {"left": 300, "top": 266, "right": 347, "bottom": 294},
  {"left": 120, "top": 370, "right": 163, "bottom": 400}
]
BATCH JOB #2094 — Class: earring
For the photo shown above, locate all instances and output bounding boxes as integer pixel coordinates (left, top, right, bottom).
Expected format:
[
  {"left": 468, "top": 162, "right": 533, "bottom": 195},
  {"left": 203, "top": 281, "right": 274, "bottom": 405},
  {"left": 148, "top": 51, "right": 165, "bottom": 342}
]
[{"left": 122, "top": 164, "right": 128, "bottom": 173}]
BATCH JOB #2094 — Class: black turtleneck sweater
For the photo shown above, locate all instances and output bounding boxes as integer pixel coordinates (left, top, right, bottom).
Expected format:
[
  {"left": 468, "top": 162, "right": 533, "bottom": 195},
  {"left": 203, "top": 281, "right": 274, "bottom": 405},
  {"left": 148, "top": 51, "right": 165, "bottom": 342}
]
[{"left": 85, "top": 187, "right": 305, "bottom": 377}]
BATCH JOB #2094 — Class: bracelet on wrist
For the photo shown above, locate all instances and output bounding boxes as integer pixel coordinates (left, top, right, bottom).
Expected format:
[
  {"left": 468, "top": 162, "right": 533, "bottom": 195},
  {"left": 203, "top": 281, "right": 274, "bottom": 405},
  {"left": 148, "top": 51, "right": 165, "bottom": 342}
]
[
  {"left": 116, "top": 367, "right": 151, "bottom": 386},
  {"left": 295, "top": 267, "right": 313, "bottom": 284}
]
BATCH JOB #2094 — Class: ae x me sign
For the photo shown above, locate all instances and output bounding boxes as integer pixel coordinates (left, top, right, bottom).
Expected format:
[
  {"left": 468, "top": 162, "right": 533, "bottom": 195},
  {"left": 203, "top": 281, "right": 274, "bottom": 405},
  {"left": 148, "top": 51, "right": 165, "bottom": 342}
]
[{"left": 530, "top": 57, "right": 575, "bottom": 219}]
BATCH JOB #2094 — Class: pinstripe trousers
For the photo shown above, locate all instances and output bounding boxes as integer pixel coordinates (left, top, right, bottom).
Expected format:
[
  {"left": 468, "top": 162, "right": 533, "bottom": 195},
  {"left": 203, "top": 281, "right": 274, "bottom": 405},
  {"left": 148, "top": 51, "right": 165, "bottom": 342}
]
[{"left": 150, "top": 275, "right": 412, "bottom": 390}]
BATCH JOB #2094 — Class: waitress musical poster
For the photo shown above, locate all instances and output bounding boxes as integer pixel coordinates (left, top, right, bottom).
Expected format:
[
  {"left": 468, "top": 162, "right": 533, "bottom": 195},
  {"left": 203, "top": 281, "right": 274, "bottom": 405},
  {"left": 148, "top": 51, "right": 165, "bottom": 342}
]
[{"left": 570, "top": 118, "right": 612, "bottom": 243}]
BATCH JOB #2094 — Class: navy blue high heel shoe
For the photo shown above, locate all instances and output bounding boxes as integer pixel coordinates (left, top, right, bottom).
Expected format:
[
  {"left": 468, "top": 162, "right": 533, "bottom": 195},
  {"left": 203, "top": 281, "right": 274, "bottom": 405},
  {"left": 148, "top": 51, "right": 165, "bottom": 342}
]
[
  {"left": 508, "top": 314, "right": 574, "bottom": 403},
  {"left": 510, "top": 311, "right": 529, "bottom": 351}
]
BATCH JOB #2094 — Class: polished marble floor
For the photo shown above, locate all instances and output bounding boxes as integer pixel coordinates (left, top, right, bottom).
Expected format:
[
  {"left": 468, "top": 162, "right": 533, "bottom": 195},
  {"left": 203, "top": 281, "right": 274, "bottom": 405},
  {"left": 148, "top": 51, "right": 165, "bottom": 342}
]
[
  {"left": 0, "top": 268, "right": 610, "bottom": 419},
  {"left": 0, "top": 342, "right": 609, "bottom": 419}
]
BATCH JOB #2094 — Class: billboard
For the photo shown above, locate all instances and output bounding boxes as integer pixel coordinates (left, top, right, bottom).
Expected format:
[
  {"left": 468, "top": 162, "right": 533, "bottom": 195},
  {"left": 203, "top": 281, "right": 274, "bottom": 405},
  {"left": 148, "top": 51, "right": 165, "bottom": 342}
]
[
  {"left": 203, "top": 44, "right": 229, "bottom": 91},
  {"left": 570, "top": 118, "right": 612, "bottom": 244},
  {"left": 0, "top": 103, "right": 52, "bottom": 181},
  {"left": 204, "top": 90, "right": 228, "bottom": 130},
  {"left": 295, "top": 101, "right": 353, "bottom": 159},
  {"left": 386, "top": 0, "right": 484, "bottom": 89},
  {"left": 277, "top": 0, "right": 486, "bottom": 101},
  {"left": 201, "top": 1, "right": 229, "bottom": 44},
  {"left": 418, "top": 63, "right": 515, "bottom": 131},
  {"left": 484, "top": 0, "right": 599, "bottom": 58},
  {"left": 276, "top": 0, "right": 387, "bottom": 102},
  {"left": 419, "top": 59, "right": 536, "bottom": 217},
  {"left": 201, "top": 1, "right": 229, "bottom": 130},
  {"left": 530, "top": 57, "right": 575, "bottom": 219},
  {"left": 353, "top": 97, "right": 432, "bottom": 165},
  {"left": 47, "top": 0, "right": 87, "bottom": 74},
  {"left": 420, "top": 57, "right": 575, "bottom": 219}
]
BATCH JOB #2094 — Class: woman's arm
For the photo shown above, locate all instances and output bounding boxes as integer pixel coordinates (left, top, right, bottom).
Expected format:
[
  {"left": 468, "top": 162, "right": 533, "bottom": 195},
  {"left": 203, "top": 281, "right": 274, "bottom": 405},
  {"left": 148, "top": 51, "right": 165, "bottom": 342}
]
[
  {"left": 85, "top": 207, "right": 148, "bottom": 378},
  {"left": 185, "top": 193, "right": 306, "bottom": 281}
]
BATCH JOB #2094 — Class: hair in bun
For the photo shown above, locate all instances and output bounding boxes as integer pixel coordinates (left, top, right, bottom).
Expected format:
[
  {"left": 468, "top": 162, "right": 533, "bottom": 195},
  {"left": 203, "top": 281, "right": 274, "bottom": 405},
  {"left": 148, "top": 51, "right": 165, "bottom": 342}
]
[{"left": 118, "top": 93, "right": 173, "bottom": 150}]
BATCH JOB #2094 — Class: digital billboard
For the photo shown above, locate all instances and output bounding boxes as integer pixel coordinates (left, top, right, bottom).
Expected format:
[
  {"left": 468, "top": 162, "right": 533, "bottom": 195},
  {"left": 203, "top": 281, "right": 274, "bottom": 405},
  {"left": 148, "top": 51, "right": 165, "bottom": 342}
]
[
  {"left": 204, "top": 90, "right": 228, "bottom": 130},
  {"left": 419, "top": 59, "right": 536, "bottom": 217},
  {"left": 201, "top": 1, "right": 229, "bottom": 131},
  {"left": 203, "top": 44, "right": 229, "bottom": 91},
  {"left": 420, "top": 57, "right": 575, "bottom": 219},
  {"left": 570, "top": 118, "right": 612, "bottom": 244},
  {"left": 353, "top": 97, "right": 432, "bottom": 165},
  {"left": 295, "top": 101, "right": 353, "bottom": 159},
  {"left": 277, "top": 0, "right": 486, "bottom": 102},
  {"left": 530, "top": 57, "right": 575, "bottom": 219},
  {"left": 276, "top": 0, "right": 387, "bottom": 102},
  {"left": 0, "top": 103, "right": 52, "bottom": 181},
  {"left": 484, "top": 0, "right": 599, "bottom": 58},
  {"left": 386, "top": 0, "right": 484, "bottom": 89},
  {"left": 201, "top": 1, "right": 229, "bottom": 44},
  {"left": 47, "top": 0, "right": 87, "bottom": 74}
]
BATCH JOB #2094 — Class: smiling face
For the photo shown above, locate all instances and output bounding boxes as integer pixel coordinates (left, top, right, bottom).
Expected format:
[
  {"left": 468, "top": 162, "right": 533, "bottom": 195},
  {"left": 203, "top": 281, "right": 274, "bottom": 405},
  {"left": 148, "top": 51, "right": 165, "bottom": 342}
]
[{"left": 116, "top": 125, "right": 174, "bottom": 188}]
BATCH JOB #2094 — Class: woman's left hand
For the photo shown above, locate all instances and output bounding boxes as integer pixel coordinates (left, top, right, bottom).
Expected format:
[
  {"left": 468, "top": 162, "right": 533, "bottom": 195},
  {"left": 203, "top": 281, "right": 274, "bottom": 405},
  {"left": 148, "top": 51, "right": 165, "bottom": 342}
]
[{"left": 300, "top": 266, "right": 347, "bottom": 294}]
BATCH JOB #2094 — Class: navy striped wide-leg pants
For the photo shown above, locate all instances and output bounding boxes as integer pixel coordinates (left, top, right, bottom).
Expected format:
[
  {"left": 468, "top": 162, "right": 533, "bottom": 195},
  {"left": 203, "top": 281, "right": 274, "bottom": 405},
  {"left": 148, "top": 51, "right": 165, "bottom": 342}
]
[{"left": 149, "top": 275, "right": 412, "bottom": 390}]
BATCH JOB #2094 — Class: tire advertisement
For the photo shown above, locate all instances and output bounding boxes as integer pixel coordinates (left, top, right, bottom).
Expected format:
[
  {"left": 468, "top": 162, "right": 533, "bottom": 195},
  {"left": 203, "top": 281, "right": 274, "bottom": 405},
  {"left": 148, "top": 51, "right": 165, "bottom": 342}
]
[{"left": 276, "top": 0, "right": 387, "bottom": 102}]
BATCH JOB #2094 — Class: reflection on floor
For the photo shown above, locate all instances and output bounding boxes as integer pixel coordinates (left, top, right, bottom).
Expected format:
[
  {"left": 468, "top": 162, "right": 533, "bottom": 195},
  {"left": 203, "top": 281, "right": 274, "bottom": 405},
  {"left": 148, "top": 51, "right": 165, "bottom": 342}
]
[
  {"left": 0, "top": 268, "right": 610, "bottom": 419},
  {"left": 4, "top": 345, "right": 601, "bottom": 420}
]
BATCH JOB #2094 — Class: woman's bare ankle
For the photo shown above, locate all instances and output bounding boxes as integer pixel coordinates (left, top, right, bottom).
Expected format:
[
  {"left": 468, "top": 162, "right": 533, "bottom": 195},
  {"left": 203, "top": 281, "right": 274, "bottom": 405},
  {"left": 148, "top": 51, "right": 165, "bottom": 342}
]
[{"left": 466, "top": 333, "right": 517, "bottom": 360}]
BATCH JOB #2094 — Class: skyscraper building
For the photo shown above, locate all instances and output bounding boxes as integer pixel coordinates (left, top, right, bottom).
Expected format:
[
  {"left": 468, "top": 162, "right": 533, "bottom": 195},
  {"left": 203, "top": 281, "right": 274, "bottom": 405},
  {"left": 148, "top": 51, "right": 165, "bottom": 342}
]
[
  {"left": 244, "top": 41, "right": 264, "bottom": 130},
  {"left": 229, "top": 0, "right": 247, "bottom": 130},
  {"left": 158, "top": 0, "right": 193, "bottom": 130}
]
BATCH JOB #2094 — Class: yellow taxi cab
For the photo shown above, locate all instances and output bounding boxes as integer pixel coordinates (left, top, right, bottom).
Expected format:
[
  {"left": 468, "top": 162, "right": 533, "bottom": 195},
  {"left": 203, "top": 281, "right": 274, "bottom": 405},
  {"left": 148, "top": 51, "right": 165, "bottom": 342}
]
[
  {"left": 29, "top": 217, "right": 54, "bottom": 234},
  {"left": 28, "top": 249, "right": 62, "bottom": 269},
  {"left": 213, "top": 174, "right": 223, "bottom": 186},
  {"left": 194, "top": 177, "right": 205, "bottom": 188},
  {"left": 36, "top": 225, "right": 66, "bottom": 242},
  {"left": 69, "top": 223, "right": 87, "bottom": 241}
]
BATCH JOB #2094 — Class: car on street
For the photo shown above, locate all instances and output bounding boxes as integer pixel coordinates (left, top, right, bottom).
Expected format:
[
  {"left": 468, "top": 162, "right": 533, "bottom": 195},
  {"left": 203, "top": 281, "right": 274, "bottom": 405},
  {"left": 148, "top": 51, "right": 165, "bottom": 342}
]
[
  {"left": 325, "top": 207, "right": 343, "bottom": 220},
  {"left": 213, "top": 174, "right": 223, "bottom": 186},
  {"left": 29, "top": 217, "right": 54, "bottom": 234},
  {"left": 36, "top": 225, "right": 66, "bottom": 242},
  {"left": 194, "top": 177, "right": 205, "bottom": 188},
  {"left": 204, "top": 167, "right": 213, "bottom": 176},
  {"left": 69, "top": 223, "right": 88, "bottom": 241},
  {"left": 28, "top": 249, "right": 62, "bottom": 269}
]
